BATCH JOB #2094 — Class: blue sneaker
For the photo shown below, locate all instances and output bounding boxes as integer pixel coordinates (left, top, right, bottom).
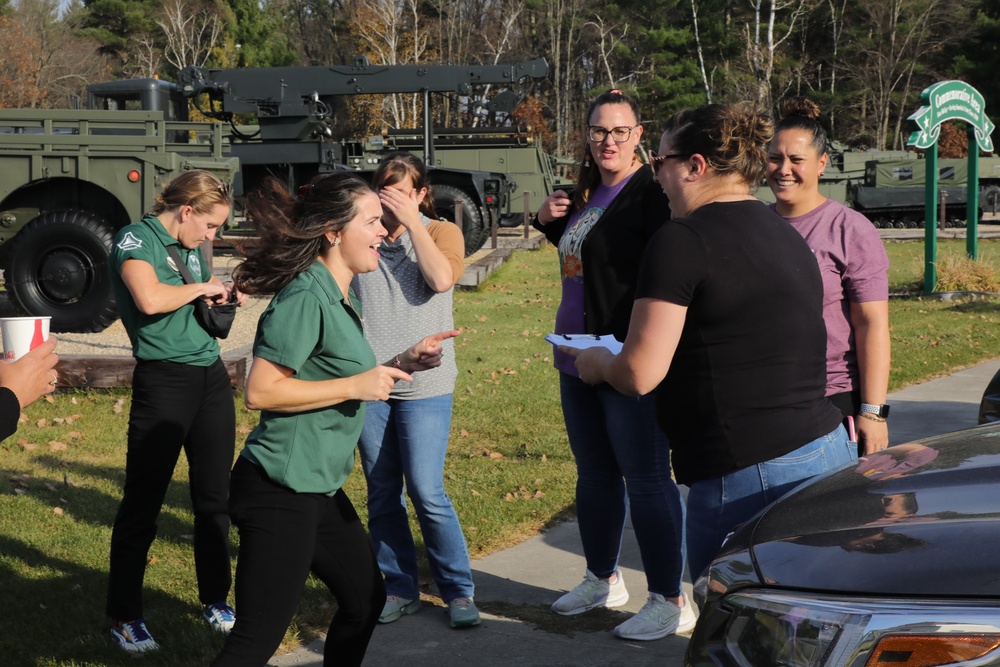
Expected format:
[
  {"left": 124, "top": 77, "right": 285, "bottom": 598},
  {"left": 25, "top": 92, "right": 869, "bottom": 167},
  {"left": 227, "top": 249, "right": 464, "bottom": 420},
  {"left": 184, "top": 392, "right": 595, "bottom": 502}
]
[
  {"left": 379, "top": 595, "right": 421, "bottom": 623},
  {"left": 203, "top": 601, "right": 236, "bottom": 633},
  {"left": 110, "top": 618, "right": 159, "bottom": 653},
  {"left": 448, "top": 597, "right": 481, "bottom": 628}
]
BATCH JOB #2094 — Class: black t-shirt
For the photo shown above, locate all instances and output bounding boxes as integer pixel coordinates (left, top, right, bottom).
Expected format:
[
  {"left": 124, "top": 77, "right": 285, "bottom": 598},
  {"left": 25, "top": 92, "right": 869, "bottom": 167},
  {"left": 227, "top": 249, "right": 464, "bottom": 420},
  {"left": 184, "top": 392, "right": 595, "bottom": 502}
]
[{"left": 636, "top": 200, "right": 843, "bottom": 485}]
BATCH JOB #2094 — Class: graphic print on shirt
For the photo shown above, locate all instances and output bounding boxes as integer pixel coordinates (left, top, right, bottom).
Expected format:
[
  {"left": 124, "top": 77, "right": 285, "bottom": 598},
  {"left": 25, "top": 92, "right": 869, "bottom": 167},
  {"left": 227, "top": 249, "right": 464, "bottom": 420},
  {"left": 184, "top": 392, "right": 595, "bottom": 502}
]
[{"left": 557, "top": 206, "right": 605, "bottom": 282}]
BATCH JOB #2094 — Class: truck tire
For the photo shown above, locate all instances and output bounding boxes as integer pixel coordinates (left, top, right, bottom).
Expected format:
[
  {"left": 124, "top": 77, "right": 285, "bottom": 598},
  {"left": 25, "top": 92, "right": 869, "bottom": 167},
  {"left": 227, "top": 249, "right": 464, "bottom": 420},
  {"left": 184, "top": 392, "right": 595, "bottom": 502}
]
[
  {"left": 983, "top": 185, "right": 1000, "bottom": 214},
  {"left": 434, "top": 184, "right": 486, "bottom": 256},
  {"left": 3, "top": 210, "right": 118, "bottom": 333}
]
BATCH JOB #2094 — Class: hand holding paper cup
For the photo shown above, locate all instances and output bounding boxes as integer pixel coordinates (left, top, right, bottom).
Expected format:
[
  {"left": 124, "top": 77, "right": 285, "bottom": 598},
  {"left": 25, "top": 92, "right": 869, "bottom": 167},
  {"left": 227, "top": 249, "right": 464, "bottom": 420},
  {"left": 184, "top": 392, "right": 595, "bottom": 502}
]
[{"left": 1, "top": 316, "right": 51, "bottom": 362}]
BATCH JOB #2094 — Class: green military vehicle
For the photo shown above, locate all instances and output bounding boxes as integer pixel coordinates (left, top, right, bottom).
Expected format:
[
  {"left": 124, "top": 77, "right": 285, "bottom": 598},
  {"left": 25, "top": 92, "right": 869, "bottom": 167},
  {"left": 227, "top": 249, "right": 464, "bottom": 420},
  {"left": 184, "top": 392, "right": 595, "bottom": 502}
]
[
  {"left": 849, "top": 156, "right": 1000, "bottom": 227},
  {"left": 89, "top": 57, "right": 562, "bottom": 254},
  {"left": 0, "top": 108, "right": 238, "bottom": 332}
]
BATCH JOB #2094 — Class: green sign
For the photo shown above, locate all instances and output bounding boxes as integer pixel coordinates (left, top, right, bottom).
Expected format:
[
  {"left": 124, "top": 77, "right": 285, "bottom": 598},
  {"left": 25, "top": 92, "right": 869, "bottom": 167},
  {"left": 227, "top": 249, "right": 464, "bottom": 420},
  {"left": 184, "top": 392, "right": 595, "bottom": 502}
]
[{"left": 907, "top": 80, "right": 994, "bottom": 152}]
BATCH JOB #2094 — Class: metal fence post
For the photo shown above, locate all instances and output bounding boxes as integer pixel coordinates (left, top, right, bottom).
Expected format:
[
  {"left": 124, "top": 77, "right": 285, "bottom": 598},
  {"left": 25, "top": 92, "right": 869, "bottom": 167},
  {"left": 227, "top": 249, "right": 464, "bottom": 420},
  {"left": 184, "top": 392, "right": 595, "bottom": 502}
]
[{"left": 523, "top": 191, "right": 531, "bottom": 239}]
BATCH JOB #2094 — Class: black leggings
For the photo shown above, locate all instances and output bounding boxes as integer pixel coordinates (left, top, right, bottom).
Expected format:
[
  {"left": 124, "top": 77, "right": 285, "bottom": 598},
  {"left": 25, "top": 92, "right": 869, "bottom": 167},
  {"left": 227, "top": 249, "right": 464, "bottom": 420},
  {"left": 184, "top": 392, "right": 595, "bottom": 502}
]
[{"left": 212, "top": 457, "right": 385, "bottom": 667}]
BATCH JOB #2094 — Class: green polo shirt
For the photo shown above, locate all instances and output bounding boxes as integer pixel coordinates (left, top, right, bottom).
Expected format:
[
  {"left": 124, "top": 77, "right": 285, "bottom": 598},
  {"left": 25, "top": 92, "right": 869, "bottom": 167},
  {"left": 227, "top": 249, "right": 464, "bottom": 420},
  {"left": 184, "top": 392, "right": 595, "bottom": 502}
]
[
  {"left": 241, "top": 261, "right": 377, "bottom": 495},
  {"left": 109, "top": 216, "right": 220, "bottom": 365}
]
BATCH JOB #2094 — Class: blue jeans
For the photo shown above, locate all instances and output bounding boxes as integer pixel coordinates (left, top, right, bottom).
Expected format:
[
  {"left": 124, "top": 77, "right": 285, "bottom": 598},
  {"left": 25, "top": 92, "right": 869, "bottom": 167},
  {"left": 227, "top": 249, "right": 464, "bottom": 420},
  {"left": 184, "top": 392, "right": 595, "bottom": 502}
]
[
  {"left": 686, "top": 424, "right": 856, "bottom": 581},
  {"left": 357, "top": 394, "right": 474, "bottom": 603},
  {"left": 559, "top": 373, "right": 685, "bottom": 597}
]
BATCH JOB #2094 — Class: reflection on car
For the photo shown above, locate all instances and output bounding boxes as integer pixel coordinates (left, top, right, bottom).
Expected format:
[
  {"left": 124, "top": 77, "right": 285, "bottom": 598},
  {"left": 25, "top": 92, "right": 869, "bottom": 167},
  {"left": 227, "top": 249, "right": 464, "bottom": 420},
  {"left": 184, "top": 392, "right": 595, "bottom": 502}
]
[{"left": 686, "top": 424, "right": 1000, "bottom": 667}]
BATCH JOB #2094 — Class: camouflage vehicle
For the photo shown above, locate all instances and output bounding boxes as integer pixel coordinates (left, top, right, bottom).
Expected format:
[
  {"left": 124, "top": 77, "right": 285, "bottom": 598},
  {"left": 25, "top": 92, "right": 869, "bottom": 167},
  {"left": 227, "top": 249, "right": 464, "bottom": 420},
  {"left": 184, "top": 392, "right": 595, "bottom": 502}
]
[{"left": 0, "top": 107, "right": 238, "bottom": 332}]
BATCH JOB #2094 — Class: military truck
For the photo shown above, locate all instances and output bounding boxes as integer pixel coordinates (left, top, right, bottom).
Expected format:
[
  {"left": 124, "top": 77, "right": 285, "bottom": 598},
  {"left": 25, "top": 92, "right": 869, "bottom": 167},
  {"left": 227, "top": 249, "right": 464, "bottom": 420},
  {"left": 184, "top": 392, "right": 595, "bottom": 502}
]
[
  {"left": 88, "top": 57, "right": 552, "bottom": 256},
  {"left": 849, "top": 156, "right": 1000, "bottom": 227},
  {"left": 0, "top": 108, "right": 238, "bottom": 332}
]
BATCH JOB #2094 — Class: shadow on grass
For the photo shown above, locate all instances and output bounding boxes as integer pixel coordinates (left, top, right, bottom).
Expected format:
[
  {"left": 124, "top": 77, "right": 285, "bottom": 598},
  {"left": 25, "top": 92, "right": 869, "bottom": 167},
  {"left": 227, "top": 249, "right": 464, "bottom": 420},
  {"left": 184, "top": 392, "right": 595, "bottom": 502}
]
[
  {"left": 24, "top": 454, "right": 216, "bottom": 553},
  {"left": 0, "top": 534, "right": 227, "bottom": 666}
]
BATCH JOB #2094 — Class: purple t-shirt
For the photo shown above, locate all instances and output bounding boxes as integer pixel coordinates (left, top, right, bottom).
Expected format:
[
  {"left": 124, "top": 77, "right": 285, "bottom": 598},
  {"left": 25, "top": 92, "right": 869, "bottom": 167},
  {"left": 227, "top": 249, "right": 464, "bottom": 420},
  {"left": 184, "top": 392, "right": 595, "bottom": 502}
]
[
  {"left": 552, "top": 176, "right": 633, "bottom": 375},
  {"left": 777, "top": 199, "right": 889, "bottom": 395}
]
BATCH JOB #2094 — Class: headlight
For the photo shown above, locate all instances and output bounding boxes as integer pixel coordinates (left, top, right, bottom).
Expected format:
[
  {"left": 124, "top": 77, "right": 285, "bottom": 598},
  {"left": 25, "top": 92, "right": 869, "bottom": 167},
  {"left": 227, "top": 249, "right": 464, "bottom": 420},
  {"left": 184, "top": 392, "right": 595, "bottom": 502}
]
[
  {"left": 689, "top": 590, "right": 1000, "bottom": 667},
  {"left": 721, "top": 593, "right": 869, "bottom": 666}
]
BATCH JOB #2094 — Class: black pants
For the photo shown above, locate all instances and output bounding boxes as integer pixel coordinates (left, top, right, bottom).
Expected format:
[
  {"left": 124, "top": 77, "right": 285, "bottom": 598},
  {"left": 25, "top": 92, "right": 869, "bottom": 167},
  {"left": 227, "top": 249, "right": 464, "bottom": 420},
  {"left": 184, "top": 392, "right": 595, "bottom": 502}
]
[
  {"left": 212, "top": 457, "right": 385, "bottom": 667},
  {"left": 106, "top": 358, "right": 235, "bottom": 621}
]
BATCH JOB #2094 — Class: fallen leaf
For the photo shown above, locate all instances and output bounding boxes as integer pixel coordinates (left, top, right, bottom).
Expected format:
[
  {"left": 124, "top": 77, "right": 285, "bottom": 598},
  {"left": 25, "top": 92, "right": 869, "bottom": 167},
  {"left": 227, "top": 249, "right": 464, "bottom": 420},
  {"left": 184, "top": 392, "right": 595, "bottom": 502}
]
[
  {"left": 45, "top": 483, "right": 58, "bottom": 492},
  {"left": 18, "top": 413, "right": 27, "bottom": 423},
  {"left": 541, "top": 454, "right": 548, "bottom": 463},
  {"left": 68, "top": 431, "right": 82, "bottom": 439},
  {"left": 36, "top": 419, "right": 47, "bottom": 428},
  {"left": 460, "top": 429, "right": 469, "bottom": 438},
  {"left": 49, "top": 441, "right": 67, "bottom": 451},
  {"left": 504, "top": 493, "right": 515, "bottom": 502},
  {"left": 148, "top": 556, "right": 157, "bottom": 565},
  {"left": 489, "top": 451, "right": 503, "bottom": 459},
  {"left": 534, "top": 490, "right": 545, "bottom": 498},
  {"left": 114, "top": 398, "right": 125, "bottom": 414},
  {"left": 44, "top": 395, "right": 55, "bottom": 404},
  {"left": 71, "top": 397, "right": 78, "bottom": 405},
  {"left": 470, "top": 489, "right": 480, "bottom": 496},
  {"left": 53, "top": 418, "right": 65, "bottom": 425},
  {"left": 53, "top": 507, "right": 64, "bottom": 515}
]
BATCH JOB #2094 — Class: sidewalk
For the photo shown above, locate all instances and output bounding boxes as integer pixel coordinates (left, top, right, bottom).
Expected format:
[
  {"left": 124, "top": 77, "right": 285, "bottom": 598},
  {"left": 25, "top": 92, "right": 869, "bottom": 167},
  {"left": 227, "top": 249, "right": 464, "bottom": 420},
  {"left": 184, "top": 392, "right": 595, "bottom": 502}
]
[{"left": 268, "top": 358, "right": 1000, "bottom": 667}]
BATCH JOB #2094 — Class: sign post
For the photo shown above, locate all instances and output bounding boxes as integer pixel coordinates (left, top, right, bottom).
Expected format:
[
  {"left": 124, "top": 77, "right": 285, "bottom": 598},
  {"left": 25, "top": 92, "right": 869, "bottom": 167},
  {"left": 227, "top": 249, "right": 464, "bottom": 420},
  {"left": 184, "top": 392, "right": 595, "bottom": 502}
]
[{"left": 908, "top": 81, "right": 995, "bottom": 292}]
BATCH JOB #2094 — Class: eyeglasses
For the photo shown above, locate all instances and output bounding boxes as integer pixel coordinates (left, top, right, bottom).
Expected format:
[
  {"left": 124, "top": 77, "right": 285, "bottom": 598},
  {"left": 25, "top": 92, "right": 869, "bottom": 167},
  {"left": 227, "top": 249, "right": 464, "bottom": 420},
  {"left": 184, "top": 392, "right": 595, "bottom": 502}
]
[
  {"left": 587, "top": 125, "right": 635, "bottom": 143},
  {"left": 650, "top": 151, "right": 689, "bottom": 174}
]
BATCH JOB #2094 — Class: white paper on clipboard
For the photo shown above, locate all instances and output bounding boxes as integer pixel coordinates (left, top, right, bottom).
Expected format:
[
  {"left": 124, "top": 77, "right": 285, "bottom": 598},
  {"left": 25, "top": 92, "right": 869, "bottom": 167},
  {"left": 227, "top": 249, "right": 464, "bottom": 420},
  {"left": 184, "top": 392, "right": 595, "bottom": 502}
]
[{"left": 545, "top": 333, "right": 623, "bottom": 355}]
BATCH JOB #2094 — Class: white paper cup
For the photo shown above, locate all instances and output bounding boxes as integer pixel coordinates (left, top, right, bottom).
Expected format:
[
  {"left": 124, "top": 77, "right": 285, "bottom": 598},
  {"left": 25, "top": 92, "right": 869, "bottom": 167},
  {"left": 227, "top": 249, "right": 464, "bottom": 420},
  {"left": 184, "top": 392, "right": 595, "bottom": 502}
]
[{"left": 1, "top": 316, "right": 51, "bottom": 362}]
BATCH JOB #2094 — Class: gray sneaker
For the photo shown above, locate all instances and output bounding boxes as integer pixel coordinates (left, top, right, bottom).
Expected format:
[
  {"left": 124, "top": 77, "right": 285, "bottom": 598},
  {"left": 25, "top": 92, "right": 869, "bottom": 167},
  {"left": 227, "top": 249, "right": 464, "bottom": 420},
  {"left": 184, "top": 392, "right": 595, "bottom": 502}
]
[
  {"left": 448, "top": 597, "right": 481, "bottom": 628},
  {"left": 551, "top": 569, "right": 629, "bottom": 615},
  {"left": 379, "top": 595, "right": 421, "bottom": 623}
]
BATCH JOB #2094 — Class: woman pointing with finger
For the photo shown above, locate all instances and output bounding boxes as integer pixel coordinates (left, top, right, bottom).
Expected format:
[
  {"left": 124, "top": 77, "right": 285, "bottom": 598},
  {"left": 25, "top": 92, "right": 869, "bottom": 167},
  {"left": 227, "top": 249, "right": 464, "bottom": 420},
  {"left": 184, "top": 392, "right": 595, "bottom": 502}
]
[{"left": 212, "top": 172, "right": 458, "bottom": 667}]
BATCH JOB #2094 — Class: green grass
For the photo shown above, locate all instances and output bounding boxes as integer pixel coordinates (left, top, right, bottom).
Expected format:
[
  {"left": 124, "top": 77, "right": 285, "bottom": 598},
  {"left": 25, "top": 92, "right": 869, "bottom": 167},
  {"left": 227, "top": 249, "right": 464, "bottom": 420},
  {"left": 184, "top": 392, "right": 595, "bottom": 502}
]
[{"left": 4, "top": 241, "right": 1000, "bottom": 665}]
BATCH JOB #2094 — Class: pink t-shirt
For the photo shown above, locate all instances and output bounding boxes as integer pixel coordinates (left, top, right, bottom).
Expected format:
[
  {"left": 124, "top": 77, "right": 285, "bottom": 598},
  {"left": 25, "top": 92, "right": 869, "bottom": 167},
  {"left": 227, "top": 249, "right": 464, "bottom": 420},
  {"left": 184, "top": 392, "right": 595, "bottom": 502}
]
[{"left": 778, "top": 199, "right": 889, "bottom": 395}]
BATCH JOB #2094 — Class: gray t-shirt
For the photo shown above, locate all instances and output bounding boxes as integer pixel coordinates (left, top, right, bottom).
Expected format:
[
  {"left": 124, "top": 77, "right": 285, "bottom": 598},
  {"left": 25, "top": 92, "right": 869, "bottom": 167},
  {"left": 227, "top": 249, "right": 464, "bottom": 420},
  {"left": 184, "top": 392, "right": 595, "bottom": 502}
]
[{"left": 352, "top": 215, "right": 458, "bottom": 399}]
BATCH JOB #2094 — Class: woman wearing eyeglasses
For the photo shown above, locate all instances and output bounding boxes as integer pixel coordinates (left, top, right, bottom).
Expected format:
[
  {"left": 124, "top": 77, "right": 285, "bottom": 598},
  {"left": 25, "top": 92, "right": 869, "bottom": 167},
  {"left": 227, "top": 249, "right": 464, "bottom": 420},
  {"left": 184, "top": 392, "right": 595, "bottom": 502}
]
[
  {"left": 566, "top": 103, "right": 853, "bottom": 582},
  {"left": 532, "top": 89, "right": 690, "bottom": 641}
]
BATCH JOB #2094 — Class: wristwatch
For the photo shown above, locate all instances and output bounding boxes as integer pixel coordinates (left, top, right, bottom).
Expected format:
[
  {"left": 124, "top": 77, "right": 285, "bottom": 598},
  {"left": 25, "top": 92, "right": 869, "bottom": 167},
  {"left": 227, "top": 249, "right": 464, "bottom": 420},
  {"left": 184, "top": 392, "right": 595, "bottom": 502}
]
[{"left": 860, "top": 403, "right": 890, "bottom": 418}]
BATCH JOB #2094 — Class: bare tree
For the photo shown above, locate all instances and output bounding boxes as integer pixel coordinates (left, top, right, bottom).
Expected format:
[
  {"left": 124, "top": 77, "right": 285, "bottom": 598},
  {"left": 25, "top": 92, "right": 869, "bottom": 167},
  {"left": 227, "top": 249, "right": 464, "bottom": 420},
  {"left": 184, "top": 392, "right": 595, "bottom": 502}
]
[
  {"left": 584, "top": 15, "right": 627, "bottom": 89},
  {"left": 743, "top": 0, "right": 814, "bottom": 106},
  {"left": 157, "top": 0, "right": 223, "bottom": 70},
  {"left": 845, "top": 0, "right": 971, "bottom": 149},
  {"left": 691, "top": 0, "right": 712, "bottom": 103}
]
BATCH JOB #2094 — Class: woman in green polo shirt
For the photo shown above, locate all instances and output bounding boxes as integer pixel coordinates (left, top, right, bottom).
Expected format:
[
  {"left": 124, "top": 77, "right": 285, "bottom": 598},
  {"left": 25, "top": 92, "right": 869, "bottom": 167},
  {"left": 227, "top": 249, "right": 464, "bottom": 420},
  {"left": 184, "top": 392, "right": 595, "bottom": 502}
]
[
  {"left": 212, "top": 172, "right": 458, "bottom": 667},
  {"left": 107, "top": 170, "right": 242, "bottom": 654}
]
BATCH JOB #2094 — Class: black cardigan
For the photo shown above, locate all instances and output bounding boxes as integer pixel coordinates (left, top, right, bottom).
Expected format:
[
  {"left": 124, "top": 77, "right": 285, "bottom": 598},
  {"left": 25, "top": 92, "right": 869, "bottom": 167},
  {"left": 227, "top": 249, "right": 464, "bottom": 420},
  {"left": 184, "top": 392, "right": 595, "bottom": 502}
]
[{"left": 533, "top": 167, "right": 669, "bottom": 342}]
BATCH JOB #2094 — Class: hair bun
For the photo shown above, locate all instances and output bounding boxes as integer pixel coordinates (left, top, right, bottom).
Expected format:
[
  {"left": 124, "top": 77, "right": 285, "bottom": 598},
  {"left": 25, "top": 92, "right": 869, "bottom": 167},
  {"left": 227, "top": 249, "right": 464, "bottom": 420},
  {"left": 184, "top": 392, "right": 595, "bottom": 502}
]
[{"left": 782, "top": 97, "right": 821, "bottom": 122}]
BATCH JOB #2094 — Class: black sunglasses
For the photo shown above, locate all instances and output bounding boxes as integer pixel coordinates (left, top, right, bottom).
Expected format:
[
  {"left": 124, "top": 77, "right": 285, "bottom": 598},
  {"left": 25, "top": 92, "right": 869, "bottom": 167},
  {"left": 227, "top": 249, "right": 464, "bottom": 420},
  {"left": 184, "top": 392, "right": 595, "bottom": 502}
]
[{"left": 650, "top": 151, "right": 689, "bottom": 174}]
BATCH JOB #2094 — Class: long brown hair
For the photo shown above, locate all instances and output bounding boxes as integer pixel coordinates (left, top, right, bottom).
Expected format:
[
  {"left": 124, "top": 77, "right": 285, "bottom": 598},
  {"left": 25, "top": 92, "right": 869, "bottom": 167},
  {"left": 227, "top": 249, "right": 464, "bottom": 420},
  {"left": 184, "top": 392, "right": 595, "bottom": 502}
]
[{"left": 233, "top": 172, "right": 374, "bottom": 295}]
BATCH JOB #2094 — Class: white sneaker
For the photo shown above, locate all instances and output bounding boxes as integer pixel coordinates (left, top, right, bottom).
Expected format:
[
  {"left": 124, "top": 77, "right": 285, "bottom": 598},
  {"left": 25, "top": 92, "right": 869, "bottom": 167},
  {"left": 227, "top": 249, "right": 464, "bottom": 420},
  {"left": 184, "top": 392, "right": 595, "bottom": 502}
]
[
  {"left": 551, "top": 569, "right": 629, "bottom": 615},
  {"left": 613, "top": 593, "right": 698, "bottom": 641}
]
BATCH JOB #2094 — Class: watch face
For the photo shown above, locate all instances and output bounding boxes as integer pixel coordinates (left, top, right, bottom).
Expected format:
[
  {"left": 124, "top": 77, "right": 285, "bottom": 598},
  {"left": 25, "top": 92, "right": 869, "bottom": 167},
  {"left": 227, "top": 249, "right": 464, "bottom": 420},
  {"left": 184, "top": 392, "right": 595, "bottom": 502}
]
[{"left": 879, "top": 404, "right": 890, "bottom": 418}]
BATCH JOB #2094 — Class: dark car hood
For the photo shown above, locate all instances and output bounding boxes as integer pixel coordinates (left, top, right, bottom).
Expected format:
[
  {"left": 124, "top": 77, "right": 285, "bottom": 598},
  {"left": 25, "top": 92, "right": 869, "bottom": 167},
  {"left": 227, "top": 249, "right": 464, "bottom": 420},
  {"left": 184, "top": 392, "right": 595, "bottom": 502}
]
[{"left": 746, "top": 425, "right": 1000, "bottom": 596}]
